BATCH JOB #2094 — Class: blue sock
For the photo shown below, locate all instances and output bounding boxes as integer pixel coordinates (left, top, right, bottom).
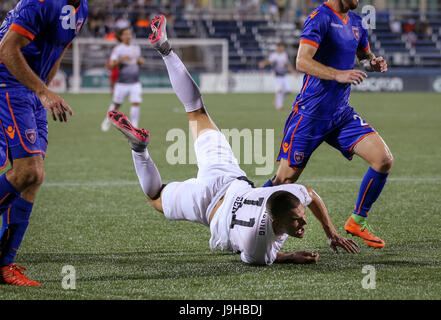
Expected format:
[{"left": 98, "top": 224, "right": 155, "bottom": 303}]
[
  {"left": 262, "top": 179, "right": 273, "bottom": 188},
  {"left": 0, "top": 197, "right": 33, "bottom": 266},
  {"left": 0, "top": 174, "right": 20, "bottom": 239},
  {"left": 353, "top": 167, "right": 389, "bottom": 217}
]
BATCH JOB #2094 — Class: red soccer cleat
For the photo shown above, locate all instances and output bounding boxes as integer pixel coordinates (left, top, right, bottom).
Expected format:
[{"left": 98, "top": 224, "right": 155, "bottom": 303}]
[
  {"left": 149, "top": 15, "right": 171, "bottom": 56},
  {"left": 108, "top": 110, "right": 150, "bottom": 152},
  {"left": 0, "top": 264, "right": 41, "bottom": 287}
]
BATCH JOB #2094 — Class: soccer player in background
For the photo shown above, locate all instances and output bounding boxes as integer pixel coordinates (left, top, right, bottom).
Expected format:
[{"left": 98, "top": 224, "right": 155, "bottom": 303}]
[
  {"left": 258, "top": 43, "right": 298, "bottom": 111},
  {"left": 101, "top": 27, "right": 145, "bottom": 131},
  {"left": 108, "top": 15, "right": 358, "bottom": 266},
  {"left": 263, "top": 0, "right": 393, "bottom": 248},
  {"left": 0, "top": 0, "right": 88, "bottom": 286}
]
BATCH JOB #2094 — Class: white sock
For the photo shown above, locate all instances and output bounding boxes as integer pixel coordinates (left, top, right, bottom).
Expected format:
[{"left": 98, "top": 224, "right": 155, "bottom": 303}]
[
  {"left": 132, "top": 149, "right": 162, "bottom": 199},
  {"left": 162, "top": 51, "right": 204, "bottom": 112},
  {"left": 275, "top": 92, "right": 285, "bottom": 110},
  {"left": 108, "top": 104, "right": 115, "bottom": 112},
  {"left": 130, "top": 106, "right": 140, "bottom": 127}
]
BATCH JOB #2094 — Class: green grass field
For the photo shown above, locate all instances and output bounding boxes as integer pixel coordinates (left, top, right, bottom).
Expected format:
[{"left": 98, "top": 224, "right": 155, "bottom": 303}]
[{"left": 0, "top": 92, "right": 440, "bottom": 300}]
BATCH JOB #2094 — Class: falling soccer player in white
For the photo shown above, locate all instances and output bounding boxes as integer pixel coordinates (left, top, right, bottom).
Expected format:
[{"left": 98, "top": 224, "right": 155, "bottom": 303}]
[
  {"left": 259, "top": 43, "right": 298, "bottom": 111},
  {"left": 101, "top": 27, "right": 145, "bottom": 131},
  {"left": 108, "top": 15, "right": 358, "bottom": 265}
]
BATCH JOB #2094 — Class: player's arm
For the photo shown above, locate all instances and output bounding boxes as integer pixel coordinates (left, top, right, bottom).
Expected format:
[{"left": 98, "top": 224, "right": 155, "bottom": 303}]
[
  {"left": 305, "top": 186, "right": 359, "bottom": 254},
  {"left": 108, "top": 56, "right": 130, "bottom": 69},
  {"left": 0, "top": 30, "right": 72, "bottom": 122},
  {"left": 296, "top": 43, "right": 367, "bottom": 85},
  {"left": 357, "top": 48, "right": 388, "bottom": 73},
  {"left": 137, "top": 57, "right": 146, "bottom": 65},
  {"left": 258, "top": 58, "right": 271, "bottom": 69},
  {"left": 46, "top": 46, "right": 69, "bottom": 86},
  {"left": 286, "top": 61, "right": 297, "bottom": 76},
  {"left": 275, "top": 251, "right": 319, "bottom": 264}
]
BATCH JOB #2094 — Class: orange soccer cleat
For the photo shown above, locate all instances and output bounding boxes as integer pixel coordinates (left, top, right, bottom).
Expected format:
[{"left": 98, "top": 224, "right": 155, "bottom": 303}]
[
  {"left": 0, "top": 264, "right": 41, "bottom": 286},
  {"left": 344, "top": 216, "right": 385, "bottom": 248}
]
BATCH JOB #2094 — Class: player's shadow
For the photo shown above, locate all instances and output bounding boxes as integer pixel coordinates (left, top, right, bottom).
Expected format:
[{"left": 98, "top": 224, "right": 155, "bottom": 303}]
[{"left": 18, "top": 251, "right": 264, "bottom": 283}]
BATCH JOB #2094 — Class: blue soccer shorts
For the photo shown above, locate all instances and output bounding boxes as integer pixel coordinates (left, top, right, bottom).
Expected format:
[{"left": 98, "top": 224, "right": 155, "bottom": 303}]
[
  {"left": 277, "top": 106, "right": 376, "bottom": 169},
  {"left": 0, "top": 89, "right": 48, "bottom": 169}
]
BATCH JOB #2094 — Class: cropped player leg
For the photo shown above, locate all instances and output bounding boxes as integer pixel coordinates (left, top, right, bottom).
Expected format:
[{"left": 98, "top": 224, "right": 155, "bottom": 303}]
[{"left": 1, "top": 156, "right": 44, "bottom": 269}]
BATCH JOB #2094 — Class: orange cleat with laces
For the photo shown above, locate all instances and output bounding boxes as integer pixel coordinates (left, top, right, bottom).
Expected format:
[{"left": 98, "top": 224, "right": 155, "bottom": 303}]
[
  {"left": 0, "top": 264, "right": 41, "bottom": 286},
  {"left": 344, "top": 216, "right": 385, "bottom": 248}
]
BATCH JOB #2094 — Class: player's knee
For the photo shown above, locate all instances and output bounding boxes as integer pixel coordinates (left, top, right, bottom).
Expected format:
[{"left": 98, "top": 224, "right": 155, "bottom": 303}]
[
  {"left": 273, "top": 173, "right": 299, "bottom": 185},
  {"left": 13, "top": 161, "right": 45, "bottom": 189},
  {"left": 374, "top": 153, "right": 394, "bottom": 173}
]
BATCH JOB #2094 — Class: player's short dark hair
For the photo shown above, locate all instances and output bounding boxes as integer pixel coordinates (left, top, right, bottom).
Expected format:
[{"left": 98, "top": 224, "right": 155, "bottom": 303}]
[
  {"left": 266, "top": 190, "right": 300, "bottom": 221},
  {"left": 116, "top": 27, "right": 131, "bottom": 42}
]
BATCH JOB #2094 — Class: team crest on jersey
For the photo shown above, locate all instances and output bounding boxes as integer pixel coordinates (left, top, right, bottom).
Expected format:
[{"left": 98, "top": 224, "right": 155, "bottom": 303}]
[
  {"left": 25, "top": 129, "right": 36, "bottom": 144},
  {"left": 352, "top": 26, "right": 360, "bottom": 41},
  {"left": 76, "top": 18, "right": 85, "bottom": 34},
  {"left": 294, "top": 151, "right": 304, "bottom": 163}
]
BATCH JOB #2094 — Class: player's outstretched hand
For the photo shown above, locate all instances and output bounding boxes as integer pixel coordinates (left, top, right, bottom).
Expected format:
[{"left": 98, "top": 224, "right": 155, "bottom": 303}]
[
  {"left": 327, "top": 234, "right": 359, "bottom": 254},
  {"left": 291, "top": 251, "right": 319, "bottom": 264},
  {"left": 335, "top": 69, "right": 367, "bottom": 86},
  {"left": 38, "top": 89, "right": 73, "bottom": 122},
  {"left": 370, "top": 56, "right": 388, "bottom": 73}
]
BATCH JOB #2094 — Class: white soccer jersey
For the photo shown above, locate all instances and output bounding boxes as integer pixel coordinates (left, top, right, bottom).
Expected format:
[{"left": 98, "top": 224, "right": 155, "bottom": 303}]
[
  {"left": 110, "top": 43, "right": 141, "bottom": 84},
  {"left": 209, "top": 180, "right": 312, "bottom": 265},
  {"left": 269, "top": 51, "right": 290, "bottom": 76}
]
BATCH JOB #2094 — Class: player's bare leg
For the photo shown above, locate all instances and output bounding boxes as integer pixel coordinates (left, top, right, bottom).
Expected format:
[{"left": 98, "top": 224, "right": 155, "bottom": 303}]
[
  {"left": 345, "top": 133, "right": 394, "bottom": 248},
  {"left": 353, "top": 133, "right": 394, "bottom": 174},
  {"left": 271, "top": 159, "right": 304, "bottom": 185}
]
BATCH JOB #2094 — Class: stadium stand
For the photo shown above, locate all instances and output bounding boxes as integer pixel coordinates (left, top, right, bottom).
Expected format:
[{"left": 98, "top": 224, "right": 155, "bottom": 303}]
[{"left": 1, "top": 0, "right": 440, "bottom": 73}]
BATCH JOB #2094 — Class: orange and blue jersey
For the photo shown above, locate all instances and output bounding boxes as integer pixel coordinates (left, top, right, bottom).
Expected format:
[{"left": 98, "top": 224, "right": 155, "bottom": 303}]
[
  {"left": 294, "top": 1, "right": 370, "bottom": 120},
  {"left": 276, "top": 2, "right": 375, "bottom": 169},
  {"left": 0, "top": 0, "right": 88, "bottom": 167},
  {"left": 0, "top": 0, "right": 88, "bottom": 89}
]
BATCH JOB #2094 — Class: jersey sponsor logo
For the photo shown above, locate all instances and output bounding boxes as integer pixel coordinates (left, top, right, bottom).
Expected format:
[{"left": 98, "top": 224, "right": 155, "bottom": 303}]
[
  {"left": 330, "top": 22, "right": 343, "bottom": 28},
  {"left": 6, "top": 126, "right": 15, "bottom": 139},
  {"left": 294, "top": 151, "right": 304, "bottom": 163},
  {"left": 352, "top": 26, "right": 360, "bottom": 41},
  {"left": 25, "top": 129, "right": 36, "bottom": 144}
]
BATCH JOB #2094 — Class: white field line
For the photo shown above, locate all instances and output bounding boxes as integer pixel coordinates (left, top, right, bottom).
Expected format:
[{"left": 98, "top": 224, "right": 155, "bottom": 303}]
[{"left": 42, "top": 177, "right": 441, "bottom": 188}]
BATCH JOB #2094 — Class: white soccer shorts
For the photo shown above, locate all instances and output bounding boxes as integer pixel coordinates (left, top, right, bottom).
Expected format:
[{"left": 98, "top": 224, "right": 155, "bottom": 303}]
[
  {"left": 113, "top": 82, "right": 142, "bottom": 105},
  {"left": 161, "top": 129, "right": 246, "bottom": 226},
  {"left": 275, "top": 76, "right": 290, "bottom": 93}
]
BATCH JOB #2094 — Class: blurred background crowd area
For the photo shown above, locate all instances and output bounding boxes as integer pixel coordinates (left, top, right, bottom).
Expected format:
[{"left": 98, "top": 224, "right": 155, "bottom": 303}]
[{"left": 1, "top": 0, "right": 440, "bottom": 71}]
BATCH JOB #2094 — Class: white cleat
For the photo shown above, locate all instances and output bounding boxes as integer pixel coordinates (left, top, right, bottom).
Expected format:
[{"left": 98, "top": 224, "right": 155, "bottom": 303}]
[{"left": 101, "top": 117, "right": 111, "bottom": 132}]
